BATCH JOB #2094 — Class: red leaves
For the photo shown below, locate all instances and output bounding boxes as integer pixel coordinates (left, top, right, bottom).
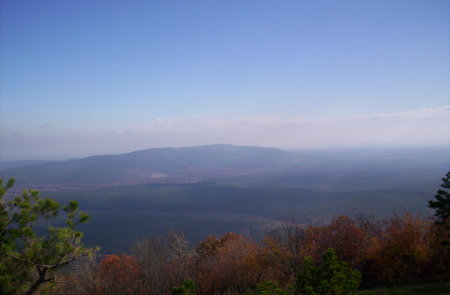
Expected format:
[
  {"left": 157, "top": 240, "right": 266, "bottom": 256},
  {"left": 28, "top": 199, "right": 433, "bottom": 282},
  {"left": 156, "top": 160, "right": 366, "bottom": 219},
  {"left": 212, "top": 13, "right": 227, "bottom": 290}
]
[
  {"left": 97, "top": 254, "right": 141, "bottom": 294},
  {"left": 304, "top": 215, "right": 368, "bottom": 266},
  {"left": 99, "top": 254, "right": 139, "bottom": 273},
  {"left": 54, "top": 215, "right": 450, "bottom": 294},
  {"left": 195, "top": 233, "right": 263, "bottom": 294}
]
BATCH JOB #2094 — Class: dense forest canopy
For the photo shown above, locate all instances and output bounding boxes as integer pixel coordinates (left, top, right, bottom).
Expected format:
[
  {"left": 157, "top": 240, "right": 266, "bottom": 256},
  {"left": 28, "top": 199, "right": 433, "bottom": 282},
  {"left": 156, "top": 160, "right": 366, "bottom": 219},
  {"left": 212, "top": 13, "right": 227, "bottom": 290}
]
[{"left": 1, "top": 170, "right": 449, "bottom": 294}]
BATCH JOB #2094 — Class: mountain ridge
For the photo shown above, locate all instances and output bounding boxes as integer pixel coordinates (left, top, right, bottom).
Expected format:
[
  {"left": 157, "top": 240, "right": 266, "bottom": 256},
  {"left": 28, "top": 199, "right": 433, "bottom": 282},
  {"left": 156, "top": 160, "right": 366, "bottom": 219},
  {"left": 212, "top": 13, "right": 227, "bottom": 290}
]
[{"left": 0, "top": 144, "right": 291, "bottom": 189}]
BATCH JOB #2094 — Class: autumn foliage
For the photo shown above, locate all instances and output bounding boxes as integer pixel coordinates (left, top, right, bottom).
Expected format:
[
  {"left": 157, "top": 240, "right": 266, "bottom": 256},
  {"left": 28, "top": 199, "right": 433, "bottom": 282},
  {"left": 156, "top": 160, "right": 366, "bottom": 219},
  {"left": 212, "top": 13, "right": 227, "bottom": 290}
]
[
  {"left": 97, "top": 254, "right": 141, "bottom": 294},
  {"left": 53, "top": 212, "right": 450, "bottom": 295}
]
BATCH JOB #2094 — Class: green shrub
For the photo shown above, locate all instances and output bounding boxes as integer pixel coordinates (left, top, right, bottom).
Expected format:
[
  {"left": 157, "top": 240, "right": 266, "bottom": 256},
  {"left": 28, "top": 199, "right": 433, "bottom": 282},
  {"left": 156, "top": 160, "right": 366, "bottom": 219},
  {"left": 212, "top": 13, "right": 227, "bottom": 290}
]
[
  {"left": 172, "top": 279, "right": 197, "bottom": 295},
  {"left": 246, "top": 281, "right": 294, "bottom": 295},
  {"left": 296, "top": 248, "right": 362, "bottom": 295}
]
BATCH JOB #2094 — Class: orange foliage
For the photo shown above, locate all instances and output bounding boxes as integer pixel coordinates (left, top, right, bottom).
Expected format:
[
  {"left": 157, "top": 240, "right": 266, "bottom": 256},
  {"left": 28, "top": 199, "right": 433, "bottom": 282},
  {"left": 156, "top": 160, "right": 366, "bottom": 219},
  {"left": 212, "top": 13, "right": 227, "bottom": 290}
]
[
  {"left": 53, "top": 214, "right": 450, "bottom": 294},
  {"left": 303, "top": 215, "right": 369, "bottom": 266},
  {"left": 97, "top": 254, "right": 141, "bottom": 294},
  {"left": 259, "top": 236, "right": 297, "bottom": 285},
  {"left": 195, "top": 232, "right": 265, "bottom": 294},
  {"left": 364, "top": 214, "right": 434, "bottom": 286}
]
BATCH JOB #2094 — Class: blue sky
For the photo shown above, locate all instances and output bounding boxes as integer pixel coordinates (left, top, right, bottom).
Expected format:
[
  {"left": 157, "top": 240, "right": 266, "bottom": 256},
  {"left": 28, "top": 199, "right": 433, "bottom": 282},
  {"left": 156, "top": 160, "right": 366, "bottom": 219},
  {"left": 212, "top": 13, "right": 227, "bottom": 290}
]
[{"left": 1, "top": 0, "right": 449, "bottom": 159}]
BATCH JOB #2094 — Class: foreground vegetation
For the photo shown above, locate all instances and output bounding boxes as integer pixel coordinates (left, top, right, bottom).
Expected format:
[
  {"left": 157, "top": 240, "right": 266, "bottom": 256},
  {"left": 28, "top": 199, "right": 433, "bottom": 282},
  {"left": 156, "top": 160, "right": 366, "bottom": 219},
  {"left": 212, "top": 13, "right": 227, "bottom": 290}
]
[
  {"left": 372, "top": 282, "right": 450, "bottom": 295},
  {"left": 0, "top": 179, "right": 96, "bottom": 294},
  {"left": 48, "top": 212, "right": 448, "bottom": 295},
  {"left": 0, "top": 172, "right": 449, "bottom": 294}
]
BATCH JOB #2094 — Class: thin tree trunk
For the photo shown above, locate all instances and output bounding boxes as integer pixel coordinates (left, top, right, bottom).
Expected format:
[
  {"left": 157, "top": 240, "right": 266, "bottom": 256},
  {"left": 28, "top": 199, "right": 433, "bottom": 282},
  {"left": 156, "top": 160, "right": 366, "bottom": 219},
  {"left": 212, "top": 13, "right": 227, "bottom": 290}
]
[
  {"left": 25, "top": 266, "right": 54, "bottom": 295},
  {"left": 25, "top": 278, "right": 44, "bottom": 295}
]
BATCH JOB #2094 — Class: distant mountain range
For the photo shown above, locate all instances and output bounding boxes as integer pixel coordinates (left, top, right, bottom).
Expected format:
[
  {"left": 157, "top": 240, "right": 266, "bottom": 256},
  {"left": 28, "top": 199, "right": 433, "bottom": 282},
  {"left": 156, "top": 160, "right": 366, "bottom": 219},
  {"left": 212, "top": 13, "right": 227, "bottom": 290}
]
[
  {"left": 0, "top": 144, "right": 292, "bottom": 189},
  {"left": 1, "top": 144, "right": 449, "bottom": 191}
]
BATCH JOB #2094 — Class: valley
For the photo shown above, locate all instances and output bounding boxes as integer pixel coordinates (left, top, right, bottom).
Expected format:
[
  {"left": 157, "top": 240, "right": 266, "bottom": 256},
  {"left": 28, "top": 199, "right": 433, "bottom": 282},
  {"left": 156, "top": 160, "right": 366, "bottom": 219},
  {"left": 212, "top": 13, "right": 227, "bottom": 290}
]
[{"left": 2, "top": 144, "right": 448, "bottom": 253}]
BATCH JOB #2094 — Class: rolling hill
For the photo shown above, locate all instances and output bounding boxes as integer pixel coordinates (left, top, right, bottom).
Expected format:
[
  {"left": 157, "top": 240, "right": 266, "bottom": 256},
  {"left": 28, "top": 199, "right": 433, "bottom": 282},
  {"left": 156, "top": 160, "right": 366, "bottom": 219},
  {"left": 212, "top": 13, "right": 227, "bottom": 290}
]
[{"left": 0, "top": 144, "right": 290, "bottom": 188}]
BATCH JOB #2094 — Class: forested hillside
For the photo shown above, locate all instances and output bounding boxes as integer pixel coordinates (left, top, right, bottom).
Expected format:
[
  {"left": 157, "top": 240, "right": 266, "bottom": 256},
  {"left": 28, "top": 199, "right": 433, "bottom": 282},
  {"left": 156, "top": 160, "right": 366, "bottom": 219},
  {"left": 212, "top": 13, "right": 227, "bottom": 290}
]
[
  {"left": 0, "top": 145, "right": 289, "bottom": 188},
  {"left": 2, "top": 174, "right": 450, "bottom": 294}
]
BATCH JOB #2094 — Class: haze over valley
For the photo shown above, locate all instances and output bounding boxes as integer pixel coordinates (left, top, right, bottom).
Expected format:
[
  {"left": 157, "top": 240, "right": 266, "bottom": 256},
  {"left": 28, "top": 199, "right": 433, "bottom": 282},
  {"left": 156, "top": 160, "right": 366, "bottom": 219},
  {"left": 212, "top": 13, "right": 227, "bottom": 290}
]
[
  {"left": 1, "top": 144, "right": 448, "bottom": 252},
  {"left": 1, "top": 1, "right": 450, "bottom": 293}
]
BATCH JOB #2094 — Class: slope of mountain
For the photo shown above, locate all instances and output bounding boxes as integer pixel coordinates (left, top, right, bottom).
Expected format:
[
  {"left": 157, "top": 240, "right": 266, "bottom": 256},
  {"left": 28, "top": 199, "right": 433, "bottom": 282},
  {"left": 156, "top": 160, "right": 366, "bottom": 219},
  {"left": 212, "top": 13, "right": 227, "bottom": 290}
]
[
  {"left": 0, "top": 144, "right": 290, "bottom": 188},
  {"left": 0, "top": 160, "right": 53, "bottom": 172}
]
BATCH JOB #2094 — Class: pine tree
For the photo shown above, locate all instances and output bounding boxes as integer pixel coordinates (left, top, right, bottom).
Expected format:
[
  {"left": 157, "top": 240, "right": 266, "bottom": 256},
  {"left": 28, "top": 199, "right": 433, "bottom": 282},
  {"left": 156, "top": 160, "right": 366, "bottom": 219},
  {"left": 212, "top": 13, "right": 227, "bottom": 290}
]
[
  {"left": 295, "top": 248, "right": 363, "bottom": 295},
  {"left": 428, "top": 171, "right": 450, "bottom": 246},
  {"left": 0, "top": 178, "right": 96, "bottom": 294}
]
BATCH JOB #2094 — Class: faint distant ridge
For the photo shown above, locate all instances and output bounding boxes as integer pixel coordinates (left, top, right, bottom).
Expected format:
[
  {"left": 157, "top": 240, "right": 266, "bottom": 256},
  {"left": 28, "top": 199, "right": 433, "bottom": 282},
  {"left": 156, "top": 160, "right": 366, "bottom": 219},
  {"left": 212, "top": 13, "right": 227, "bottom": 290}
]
[
  {"left": 0, "top": 160, "right": 54, "bottom": 172},
  {"left": 0, "top": 144, "right": 290, "bottom": 189}
]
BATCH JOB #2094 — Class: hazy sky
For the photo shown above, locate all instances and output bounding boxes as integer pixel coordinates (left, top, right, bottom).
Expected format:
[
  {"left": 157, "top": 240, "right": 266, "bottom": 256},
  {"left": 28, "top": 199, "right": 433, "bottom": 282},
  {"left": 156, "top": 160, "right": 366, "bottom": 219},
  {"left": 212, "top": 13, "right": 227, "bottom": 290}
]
[{"left": 1, "top": 0, "right": 449, "bottom": 160}]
